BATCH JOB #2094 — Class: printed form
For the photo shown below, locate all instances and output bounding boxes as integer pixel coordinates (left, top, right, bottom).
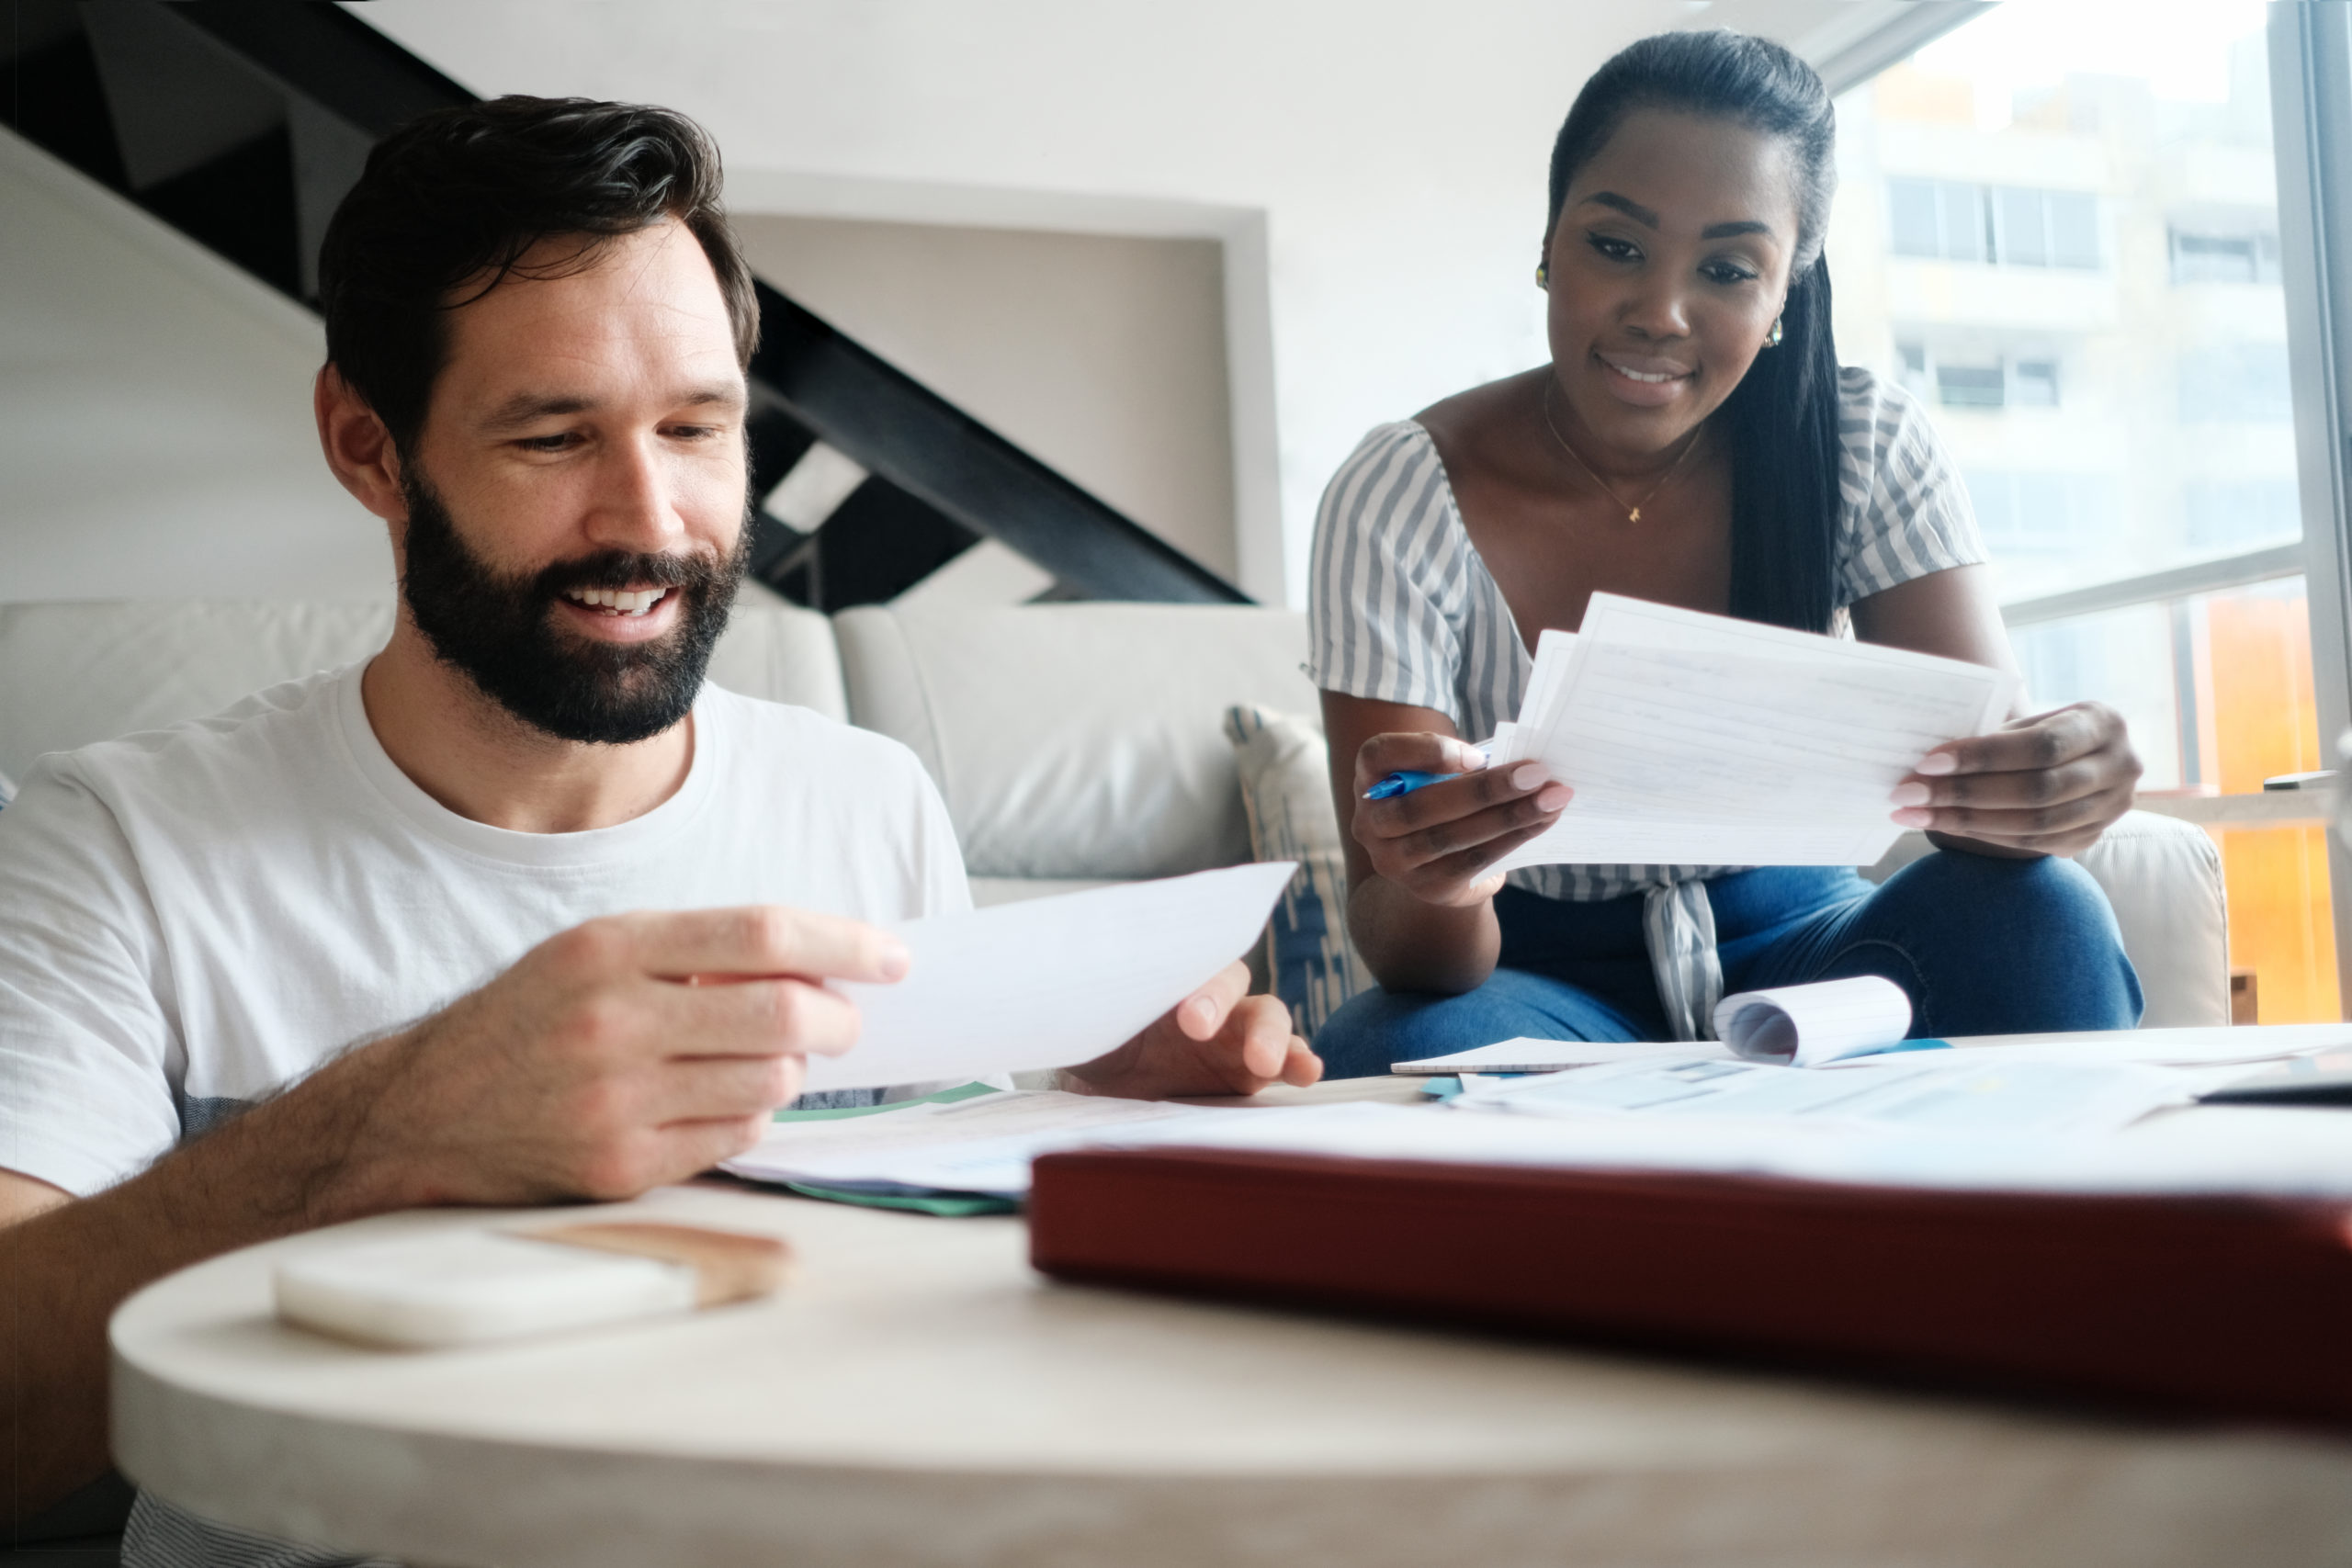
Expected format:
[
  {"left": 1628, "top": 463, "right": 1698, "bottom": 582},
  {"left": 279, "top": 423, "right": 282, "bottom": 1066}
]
[{"left": 1487, "top": 594, "right": 2017, "bottom": 870}]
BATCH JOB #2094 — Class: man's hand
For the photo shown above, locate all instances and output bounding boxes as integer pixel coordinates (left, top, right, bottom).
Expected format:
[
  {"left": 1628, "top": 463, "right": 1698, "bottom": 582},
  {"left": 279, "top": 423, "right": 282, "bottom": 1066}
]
[
  {"left": 0, "top": 903, "right": 905, "bottom": 1523},
  {"left": 1062, "top": 962, "right": 1319, "bottom": 1100},
  {"left": 334, "top": 906, "right": 910, "bottom": 1211},
  {"left": 1892, "top": 702, "right": 2142, "bottom": 858}
]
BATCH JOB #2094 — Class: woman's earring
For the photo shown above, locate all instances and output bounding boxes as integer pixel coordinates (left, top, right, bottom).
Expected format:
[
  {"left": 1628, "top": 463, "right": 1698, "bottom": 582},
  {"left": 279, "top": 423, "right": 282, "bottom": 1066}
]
[
  {"left": 1536, "top": 264, "right": 1549, "bottom": 291},
  {"left": 1766, "top": 315, "right": 1784, "bottom": 348}
]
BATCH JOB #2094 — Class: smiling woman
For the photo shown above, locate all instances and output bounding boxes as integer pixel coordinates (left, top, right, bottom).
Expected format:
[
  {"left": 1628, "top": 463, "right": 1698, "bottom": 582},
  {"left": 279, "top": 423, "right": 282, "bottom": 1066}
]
[{"left": 1306, "top": 29, "right": 2149, "bottom": 1073}]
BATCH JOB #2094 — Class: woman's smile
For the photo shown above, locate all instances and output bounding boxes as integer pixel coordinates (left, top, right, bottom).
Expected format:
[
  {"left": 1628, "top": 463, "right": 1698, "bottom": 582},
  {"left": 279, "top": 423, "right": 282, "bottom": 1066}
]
[{"left": 1592, "top": 348, "right": 1695, "bottom": 408}]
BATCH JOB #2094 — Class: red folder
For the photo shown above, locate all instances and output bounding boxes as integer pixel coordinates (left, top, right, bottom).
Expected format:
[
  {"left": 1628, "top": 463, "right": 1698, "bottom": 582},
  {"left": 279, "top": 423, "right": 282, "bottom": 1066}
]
[{"left": 1028, "top": 1146, "right": 2352, "bottom": 1422}]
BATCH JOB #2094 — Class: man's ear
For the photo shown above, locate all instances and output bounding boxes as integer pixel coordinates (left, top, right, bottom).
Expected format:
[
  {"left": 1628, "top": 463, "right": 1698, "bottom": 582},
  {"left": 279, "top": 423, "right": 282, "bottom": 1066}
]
[{"left": 315, "top": 366, "right": 408, "bottom": 529}]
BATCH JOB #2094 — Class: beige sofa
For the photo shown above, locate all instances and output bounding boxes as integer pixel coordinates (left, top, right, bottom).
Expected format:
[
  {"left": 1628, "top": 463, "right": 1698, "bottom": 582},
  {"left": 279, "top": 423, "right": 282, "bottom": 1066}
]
[{"left": 0, "top": 597, "right": 2230, "bottom": 1025}]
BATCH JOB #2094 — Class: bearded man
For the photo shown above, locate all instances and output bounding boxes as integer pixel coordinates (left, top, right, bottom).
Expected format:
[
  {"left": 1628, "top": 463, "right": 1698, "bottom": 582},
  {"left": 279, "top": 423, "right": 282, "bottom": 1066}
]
[{"left": 0, "top": 96, "right": 1314, "bottom": 1565}]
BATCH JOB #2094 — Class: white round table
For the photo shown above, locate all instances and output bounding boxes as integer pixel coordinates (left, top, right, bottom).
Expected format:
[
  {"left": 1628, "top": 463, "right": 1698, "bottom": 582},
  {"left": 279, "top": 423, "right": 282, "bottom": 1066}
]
[{"left": 111, "top": 1088, "right": 2352, "bottom": 1568}]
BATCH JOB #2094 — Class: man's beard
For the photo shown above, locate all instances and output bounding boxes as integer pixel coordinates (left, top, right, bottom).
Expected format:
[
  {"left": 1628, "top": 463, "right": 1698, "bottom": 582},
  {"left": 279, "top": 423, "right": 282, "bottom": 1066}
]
[{"left": 397, "top": 472, "right": 748, "bottom": 746}]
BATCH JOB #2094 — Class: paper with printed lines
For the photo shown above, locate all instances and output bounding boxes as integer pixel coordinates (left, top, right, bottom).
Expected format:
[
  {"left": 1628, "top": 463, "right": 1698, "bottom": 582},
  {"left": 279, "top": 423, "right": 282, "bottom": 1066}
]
[{"left": 1485, "top": 594, "right": 2015, "bottom": 870}]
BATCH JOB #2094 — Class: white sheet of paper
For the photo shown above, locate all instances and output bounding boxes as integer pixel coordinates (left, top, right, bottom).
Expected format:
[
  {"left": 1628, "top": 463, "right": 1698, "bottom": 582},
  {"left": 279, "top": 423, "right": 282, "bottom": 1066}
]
[
  {"left": 1924, "top": 1022, "right": 2352, "bottom": 1066},
  {"left": 1072, "top": 1097, "right": 2352, "bottom": 1199},
  {"left": 1392, "top": 1020, "right": 2338, "bottom": 1082},
  {"left": 1484, "top": 595, "right": 2015, "bottom": 871},
  {"left": 1713, "top": 976, "right": 1915, "bottom": 1066},
  {"left": 1393, "top": 1038, "right": 1733, "bottom": 1075},
  {"left": 1465, "top": 1052, "right": 2192, "bottom": 1137},
  {"left": 725, "top": 1089, "right": 1244, "bottom": 1196},
  {"left": 800, "top": 862, "right": 1295, "bottom": 1093}
]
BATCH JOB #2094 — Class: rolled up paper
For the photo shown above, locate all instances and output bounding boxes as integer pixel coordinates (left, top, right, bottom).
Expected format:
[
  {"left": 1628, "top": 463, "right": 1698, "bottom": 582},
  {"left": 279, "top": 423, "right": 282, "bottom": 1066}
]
[{"left": 1712, "top": 976, "right": 1918, "bottom": 1067}]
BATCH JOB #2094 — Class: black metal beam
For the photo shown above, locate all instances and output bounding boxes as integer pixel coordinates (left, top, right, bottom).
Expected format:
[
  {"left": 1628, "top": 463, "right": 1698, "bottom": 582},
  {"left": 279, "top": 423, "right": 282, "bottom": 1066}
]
[
  {"left": 166, "top": 0, "right": 472, "bottom": 136},
  {"left": 751, "top": 284, "right": 1248, "bottom": 604}
]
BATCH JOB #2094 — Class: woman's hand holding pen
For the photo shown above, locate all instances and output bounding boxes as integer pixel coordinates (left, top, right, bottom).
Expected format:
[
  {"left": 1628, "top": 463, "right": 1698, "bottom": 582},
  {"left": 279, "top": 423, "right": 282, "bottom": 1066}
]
[
  {"left": 1891, "top": 701, "right": 2141, "bottom": 858},
  {"left": 1351, "top": 732, "right": 1574, "bottom": 906}
]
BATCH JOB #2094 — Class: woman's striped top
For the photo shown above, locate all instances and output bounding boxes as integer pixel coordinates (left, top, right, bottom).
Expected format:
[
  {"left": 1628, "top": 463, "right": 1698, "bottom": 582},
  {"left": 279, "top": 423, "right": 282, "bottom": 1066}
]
[{"left": 1306, "top": 367, "right": 1986, "bottom": 1033}]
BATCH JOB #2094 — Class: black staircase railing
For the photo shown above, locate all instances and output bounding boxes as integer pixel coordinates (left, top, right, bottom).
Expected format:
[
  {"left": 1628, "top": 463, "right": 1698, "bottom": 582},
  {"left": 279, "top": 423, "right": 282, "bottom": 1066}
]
[{"left": 1, "top": 0, "right": 1250, "bottom": 609}]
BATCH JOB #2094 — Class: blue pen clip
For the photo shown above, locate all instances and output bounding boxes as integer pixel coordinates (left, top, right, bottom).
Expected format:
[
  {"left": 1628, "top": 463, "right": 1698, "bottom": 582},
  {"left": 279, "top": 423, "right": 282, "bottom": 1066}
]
[{"left": 1364, "top": 741, "right": 1496, "bottom": 801}]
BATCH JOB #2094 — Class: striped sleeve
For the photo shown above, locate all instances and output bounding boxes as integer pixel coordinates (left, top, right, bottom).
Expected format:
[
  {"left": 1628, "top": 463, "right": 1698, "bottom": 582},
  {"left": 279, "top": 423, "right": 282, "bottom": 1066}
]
[
  {"left": 1834, "top": 367, "right": 1988, "bottom": 605},
  {"left": 1305, "top": 423, "right": 1470, "bottom": 726}
]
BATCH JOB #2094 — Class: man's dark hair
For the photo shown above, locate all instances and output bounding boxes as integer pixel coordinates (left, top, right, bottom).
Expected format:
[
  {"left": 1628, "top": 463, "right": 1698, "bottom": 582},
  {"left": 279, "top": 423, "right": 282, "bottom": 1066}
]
[{"left": 317, "top": 95, "right": 760, "bottom": 454}]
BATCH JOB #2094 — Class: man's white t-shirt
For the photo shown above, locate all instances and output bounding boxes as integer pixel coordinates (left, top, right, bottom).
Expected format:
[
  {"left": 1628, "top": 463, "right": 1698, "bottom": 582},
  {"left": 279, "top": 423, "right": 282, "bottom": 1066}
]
[{"left": 0, "top": 660, "right": 972, "bottom": 1199}]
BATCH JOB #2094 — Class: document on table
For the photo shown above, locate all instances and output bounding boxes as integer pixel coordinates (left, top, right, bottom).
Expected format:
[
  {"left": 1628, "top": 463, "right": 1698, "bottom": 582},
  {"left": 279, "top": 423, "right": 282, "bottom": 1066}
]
[
  {"left": 801, "top": 862, "right": 1294, "bottom": 1093},
  {"left": 1464, "top": 1052, "right": 2196, "bottom": 1137},
  {"left": 1392, "top": 1002, "right": 2352, "bottom": 1080},
  {"left": 725, "top": 1089, "right": 1253, "bottom": 1197},
  {"left": 1069, "top": 1096, "right": 2352, "bottom": 1200},
  {"left": 1482, "top": 594, "right": 2016, "bottom": 870},
  {"left": 1929, "top": 1022, "right": 2352, "bottom": 1067},
  {"left": 1392, "top": 1039, "right": 1733, "bottom": 1075}
]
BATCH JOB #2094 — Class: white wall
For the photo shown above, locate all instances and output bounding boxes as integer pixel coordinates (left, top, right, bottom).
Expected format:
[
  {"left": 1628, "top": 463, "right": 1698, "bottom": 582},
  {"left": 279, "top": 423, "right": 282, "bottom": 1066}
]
[
  {"left": 735, "top": 215, "right": 1238, "bottom": 581},
  {"left": 0, "top": 126, "right": 389, "bottom": 604},
  {"left": 352, "top": 0, "right": 1860, "bottom": 605}
]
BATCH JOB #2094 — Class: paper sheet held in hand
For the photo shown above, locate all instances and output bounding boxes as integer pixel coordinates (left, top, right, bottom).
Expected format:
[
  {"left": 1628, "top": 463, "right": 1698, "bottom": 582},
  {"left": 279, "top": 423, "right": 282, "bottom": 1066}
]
[
  {"left": 1481, "top": 594, "right": 2016, "bottom": 869},
  {"left": 800, "top": 862, "right": 1294, "bottom": 1093}
]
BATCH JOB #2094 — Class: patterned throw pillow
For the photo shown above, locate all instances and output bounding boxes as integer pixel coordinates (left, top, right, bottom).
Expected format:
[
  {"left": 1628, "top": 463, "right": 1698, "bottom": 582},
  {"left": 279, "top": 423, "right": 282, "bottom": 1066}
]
[{"left": 1222, "top": 705, "right": 1374, "bottom": 1037}]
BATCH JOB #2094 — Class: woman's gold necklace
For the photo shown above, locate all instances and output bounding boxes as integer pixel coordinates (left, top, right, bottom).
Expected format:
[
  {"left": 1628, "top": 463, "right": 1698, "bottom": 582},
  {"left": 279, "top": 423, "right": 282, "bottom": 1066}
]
[{"left": 1539, "top": 377, "right": 1704, "bottom": 525}]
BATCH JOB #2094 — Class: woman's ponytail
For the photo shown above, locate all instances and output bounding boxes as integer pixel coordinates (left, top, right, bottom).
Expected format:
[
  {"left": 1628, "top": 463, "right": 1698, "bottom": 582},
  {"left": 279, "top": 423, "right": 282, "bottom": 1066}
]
[{"left": 1723, "top": 254, "right": 1840, "bottom": 633}]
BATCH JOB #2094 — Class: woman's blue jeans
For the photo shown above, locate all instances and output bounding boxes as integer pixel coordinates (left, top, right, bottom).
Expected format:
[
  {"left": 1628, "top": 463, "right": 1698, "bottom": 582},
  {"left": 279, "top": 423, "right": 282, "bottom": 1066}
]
[{"left": 1314, "top": 853, "right": 2143, "bottom": 1079}]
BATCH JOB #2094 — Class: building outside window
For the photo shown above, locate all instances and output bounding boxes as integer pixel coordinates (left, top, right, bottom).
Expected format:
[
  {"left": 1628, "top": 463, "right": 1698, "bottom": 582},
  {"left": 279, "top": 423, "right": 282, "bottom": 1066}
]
[{"left": 1826, "top": 0, "right": 2333, "bottom": 1021}]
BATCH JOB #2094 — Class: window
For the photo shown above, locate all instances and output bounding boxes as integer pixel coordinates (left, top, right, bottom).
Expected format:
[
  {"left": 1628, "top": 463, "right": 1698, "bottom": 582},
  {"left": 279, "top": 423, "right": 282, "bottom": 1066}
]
[
  {"left": 2011, "top": 359, "right": 2061, "bottom": 406},
  {"left": 1890, "top": 178, "right": 1986, "bottom": 261},
  {"left": 1995, "top": 186, "right": 2048, "bottom": 265},
  {"left": 2171, "top": 226, "right": 2283, "bottom": 285},
  {"left": 2045, "top": 191, "right": 2100, "bottom": 269},
  {"left": 1936, "top": 363, "right": 2005, "bottom": 407},
  {"left": 1965, "top": 470, "right": 2115, "bottom": 553},
  {"left": 1904, "top": 348, "right": 2063, "bottom": 410},
  {"left": 1826, "top": 2, "right": 2337, "bottom": 1021},
  {"left": 1939, "top": 182, "right": 1989, "bottom": 263},
  {"left": 1887, "top": 178, "right": 2098, "bottom": 268},
  {"left": 1895, "top": 342, "right": 1932, "bottom": 404},
  {"left": 2177, "top": 344, "right": 2295, "bottom": 423},
  {"left": 2183, "top": 478, "right": 2302, "bottom": 550}
]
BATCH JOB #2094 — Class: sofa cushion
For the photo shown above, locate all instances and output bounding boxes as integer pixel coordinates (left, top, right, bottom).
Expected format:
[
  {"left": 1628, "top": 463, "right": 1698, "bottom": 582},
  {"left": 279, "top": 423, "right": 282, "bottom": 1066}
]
[
  {"left": 967, "top": 875, "right": 1122, "bottom": 908},
  {"left": 835, "top": 603, "right": 1318, "bottom": 881},
  {"left": 701, "top": 597, "right": 848, "bottom": 721},
  {"left": 1225, "top": 704, "right": 1372, "bottom": 1036},
  {"left": 0, "top": 597, "right": 842, "bottom": 784},
  {"left": 0, "top": 599, "right": 392, "bottom": 785}
]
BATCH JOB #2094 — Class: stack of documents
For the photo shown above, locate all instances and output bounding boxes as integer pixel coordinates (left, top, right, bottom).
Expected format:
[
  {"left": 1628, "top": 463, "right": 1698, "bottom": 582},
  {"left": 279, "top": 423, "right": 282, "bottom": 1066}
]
[
  {"left": 730, "top": 941, "right": 2352, "bottom": 1204},
  {"left": 1482, "top": 593, "right": 2016, "bottom": 869},
  {"left": 726, "top": 1089, "right": 1258, "bottom": 1200},
  {"left": 1453, "top": 1053, "right": 2197, "bottom": 1139},
  {"left": 1059, "top": 1010, "right": 2352, "bottom": 1200},
  {"left": 1069, "top": 1086, "right": 2352, "bottom": 1201},
  {"left": 732, "top": 995, "right": 2352, "bottom": 1205}
]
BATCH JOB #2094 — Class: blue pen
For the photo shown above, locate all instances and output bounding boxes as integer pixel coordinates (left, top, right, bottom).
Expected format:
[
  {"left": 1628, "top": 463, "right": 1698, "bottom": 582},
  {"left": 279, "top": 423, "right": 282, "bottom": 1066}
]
[{"left": 1364, "top": 741, "right": 1495, "bottom": 801}]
